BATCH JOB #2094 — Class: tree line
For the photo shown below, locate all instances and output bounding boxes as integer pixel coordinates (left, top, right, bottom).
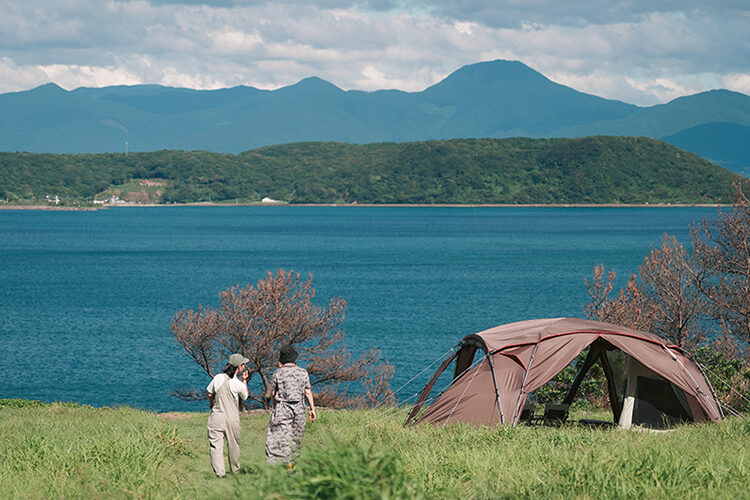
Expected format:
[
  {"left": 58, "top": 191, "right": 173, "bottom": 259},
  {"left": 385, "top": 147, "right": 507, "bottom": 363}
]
[{"left": 0, "top": 137, "right": 741, "bottom": 205}]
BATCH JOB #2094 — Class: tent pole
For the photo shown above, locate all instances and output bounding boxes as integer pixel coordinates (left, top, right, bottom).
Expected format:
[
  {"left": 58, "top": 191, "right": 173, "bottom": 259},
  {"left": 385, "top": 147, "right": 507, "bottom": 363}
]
[
  {"left": 562, "top": 344, "right": 600, "bottom": 406},
  {"left": 486, "top": 352, "right": 505, "bottom": 425},
  {"left": 511, "top": 343, "right": 539, "bottom": 427},
  {"left": 403, "top": 349, "right": 460, "bottom": 426},
  {"left": 599, "top": 349, "right": 622, "bottom": 422}
]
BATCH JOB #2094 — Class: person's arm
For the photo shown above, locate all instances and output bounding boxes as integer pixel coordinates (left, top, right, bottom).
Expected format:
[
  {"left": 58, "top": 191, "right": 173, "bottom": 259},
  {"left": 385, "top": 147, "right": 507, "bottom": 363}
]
[
  {"left": 267, "top": 370, "right": 278, "bottom": 408},
  {"left": 305, "top": 387, "right": 316, "bottom": 421},
  {"left": 239, "top": 369, "right": 250, "bottom": 401},
  {"left": 207, "top": 377, "right": 216, "bottom": 409}
]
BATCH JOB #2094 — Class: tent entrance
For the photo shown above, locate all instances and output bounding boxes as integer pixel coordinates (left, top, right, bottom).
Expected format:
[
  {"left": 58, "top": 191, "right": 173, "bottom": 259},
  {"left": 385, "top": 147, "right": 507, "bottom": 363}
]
[
  {"left": 548, "top": 340, "right": 696, "bottom": 429},
  {"left": 557, "top": 339, "right": 624, "bottom": 423},
  {"left": 619, "top": 357, "right": 694, "bottom": 429}
]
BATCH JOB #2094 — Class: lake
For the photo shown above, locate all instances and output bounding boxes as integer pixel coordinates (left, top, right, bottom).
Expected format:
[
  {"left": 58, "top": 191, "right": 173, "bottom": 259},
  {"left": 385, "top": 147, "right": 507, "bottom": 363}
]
[{"left": 0, "top": 206, "right": 718, "bottom": 411}]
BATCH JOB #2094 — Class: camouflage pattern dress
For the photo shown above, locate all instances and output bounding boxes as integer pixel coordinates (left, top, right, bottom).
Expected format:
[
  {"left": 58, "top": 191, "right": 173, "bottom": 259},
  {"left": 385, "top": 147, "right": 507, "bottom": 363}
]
[{"left": 265, "top": 363, "right": 311, "bottom": 463}]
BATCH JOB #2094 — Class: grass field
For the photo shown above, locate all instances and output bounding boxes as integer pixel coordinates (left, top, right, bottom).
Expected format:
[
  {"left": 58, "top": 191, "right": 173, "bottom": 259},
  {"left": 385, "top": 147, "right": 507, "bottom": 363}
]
[{"left": 1, "top": 400, "right": 748, "bottom": 499}]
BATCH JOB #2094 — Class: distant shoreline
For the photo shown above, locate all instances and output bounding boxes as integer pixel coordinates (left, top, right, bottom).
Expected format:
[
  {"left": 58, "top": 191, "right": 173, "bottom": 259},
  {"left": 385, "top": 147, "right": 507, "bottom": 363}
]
[
  {"left": 0, "top": 205, "right": 100, "bottom": 211},
  {"left": 0, "top": 202, "right": 725, "bottom": 211}
]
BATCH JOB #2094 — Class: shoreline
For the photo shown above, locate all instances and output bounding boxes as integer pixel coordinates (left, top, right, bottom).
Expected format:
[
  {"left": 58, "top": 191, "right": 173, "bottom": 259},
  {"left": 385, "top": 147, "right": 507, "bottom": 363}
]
[
  {"left": 0, "top": 205, "right": 101, "bottom": 211},
  {"left": 0, "top": 202, "right": 726, "bottom": 211}
]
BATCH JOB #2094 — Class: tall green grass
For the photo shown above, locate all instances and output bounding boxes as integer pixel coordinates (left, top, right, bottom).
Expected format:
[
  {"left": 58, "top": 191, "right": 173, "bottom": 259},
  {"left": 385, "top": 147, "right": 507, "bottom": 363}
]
[{"left": 1, "top": 402, "right": 748, "bottom": 499}]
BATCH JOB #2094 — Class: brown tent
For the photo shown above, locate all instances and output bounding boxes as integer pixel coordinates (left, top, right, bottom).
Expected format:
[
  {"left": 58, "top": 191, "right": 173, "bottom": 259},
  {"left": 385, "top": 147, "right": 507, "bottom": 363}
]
[{"left": 404, "top": 318, "right": 723, "bottom": 429}]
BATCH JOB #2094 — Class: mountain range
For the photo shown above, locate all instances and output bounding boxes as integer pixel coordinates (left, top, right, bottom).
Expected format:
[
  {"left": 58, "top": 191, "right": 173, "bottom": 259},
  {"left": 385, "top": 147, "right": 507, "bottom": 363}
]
[{"left": 1, "top": 60, "right": 749, "bottom": 175}]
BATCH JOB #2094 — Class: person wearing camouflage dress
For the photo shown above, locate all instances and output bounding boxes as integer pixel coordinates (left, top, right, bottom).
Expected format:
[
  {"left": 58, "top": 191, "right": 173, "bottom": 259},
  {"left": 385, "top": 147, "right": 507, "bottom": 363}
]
[{"left": 265, "top": 344, "right": 317, "bottom": 464}]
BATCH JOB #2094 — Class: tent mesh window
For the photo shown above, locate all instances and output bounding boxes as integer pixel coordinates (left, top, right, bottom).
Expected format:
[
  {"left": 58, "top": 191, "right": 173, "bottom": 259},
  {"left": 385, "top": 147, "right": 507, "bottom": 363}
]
[{"left": 634, "top": 376, "right": 693, "bottom": 428}]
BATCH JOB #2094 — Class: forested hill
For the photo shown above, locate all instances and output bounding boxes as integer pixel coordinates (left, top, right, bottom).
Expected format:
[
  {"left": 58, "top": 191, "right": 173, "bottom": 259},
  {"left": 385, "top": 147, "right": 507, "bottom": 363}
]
[{"left": 0, "top": 137, "right": 741, "bottom": 205}]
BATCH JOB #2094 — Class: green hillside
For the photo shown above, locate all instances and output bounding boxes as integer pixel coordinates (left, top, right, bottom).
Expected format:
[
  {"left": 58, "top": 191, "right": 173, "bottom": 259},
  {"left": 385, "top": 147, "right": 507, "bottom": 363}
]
[
  {"left": 1, "top": 402, "right": 749, "bottom": 499},
  {"left": 0, "top": 137, "right": 740, "bottom": 205}
]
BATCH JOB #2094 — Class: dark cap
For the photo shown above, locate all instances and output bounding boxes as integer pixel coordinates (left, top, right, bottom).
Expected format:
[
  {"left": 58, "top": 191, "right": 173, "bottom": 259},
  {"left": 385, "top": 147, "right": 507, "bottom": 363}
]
[{"left": 279, "top": 344, "right": 298, "bottom": 364}]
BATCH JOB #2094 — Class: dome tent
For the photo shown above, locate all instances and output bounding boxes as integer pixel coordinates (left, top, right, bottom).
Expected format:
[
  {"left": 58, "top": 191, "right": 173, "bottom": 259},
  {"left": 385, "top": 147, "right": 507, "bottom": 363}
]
[{"left": 404, "top": 318, "right": 722, "bottom": 428}]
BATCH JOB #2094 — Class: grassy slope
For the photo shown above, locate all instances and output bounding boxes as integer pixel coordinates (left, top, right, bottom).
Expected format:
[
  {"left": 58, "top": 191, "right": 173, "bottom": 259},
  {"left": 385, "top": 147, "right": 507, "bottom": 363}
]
[{"left": 1, "top": 402, "right": 748, "bottom": 499}]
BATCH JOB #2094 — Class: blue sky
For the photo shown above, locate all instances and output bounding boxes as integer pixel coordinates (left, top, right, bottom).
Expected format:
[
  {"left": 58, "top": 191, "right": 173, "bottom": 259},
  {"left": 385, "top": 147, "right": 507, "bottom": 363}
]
[{"left": 1, "top": 0, "right": 748, "bottom": 105}]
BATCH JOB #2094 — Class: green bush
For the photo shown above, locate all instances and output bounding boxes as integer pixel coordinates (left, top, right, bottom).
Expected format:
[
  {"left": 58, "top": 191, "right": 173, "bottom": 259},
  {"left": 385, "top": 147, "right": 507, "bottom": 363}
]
[
  {"left": 0, "top": 399, "right": 46, "bottom": 408},
  {"left": 249, "top": 434, "right": 422, "bottom": 499},
  {"left": 692, "top": 346, "right": 750, "bottom": 414}
]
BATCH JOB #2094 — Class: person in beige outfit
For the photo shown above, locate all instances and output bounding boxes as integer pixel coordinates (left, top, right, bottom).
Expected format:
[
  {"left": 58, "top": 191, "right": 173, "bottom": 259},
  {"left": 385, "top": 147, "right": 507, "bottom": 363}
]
[{"left": 207, "top": 353, "right": 249, "bottom": 477}]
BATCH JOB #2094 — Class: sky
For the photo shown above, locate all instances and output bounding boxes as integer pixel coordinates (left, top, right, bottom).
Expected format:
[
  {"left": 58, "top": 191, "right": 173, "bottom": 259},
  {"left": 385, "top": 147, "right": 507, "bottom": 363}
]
[{"left": 1, "top": 0, "right": 749, "bottom": 105}]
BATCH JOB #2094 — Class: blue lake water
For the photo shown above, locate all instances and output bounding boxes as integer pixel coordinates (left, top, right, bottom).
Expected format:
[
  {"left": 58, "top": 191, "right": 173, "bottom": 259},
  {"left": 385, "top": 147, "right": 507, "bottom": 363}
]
[{"left": 0, "top": 206, "right": 718, "bottom": 411}]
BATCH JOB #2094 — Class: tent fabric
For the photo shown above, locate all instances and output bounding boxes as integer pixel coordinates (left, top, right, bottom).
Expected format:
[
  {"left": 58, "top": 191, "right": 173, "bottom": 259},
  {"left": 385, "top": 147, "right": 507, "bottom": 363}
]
[
  {"left": 416, "top": 359, "right": 501, "bottom": 426},
  {"left": 406, "top": 317, "right": 722, "bottom": 427}
]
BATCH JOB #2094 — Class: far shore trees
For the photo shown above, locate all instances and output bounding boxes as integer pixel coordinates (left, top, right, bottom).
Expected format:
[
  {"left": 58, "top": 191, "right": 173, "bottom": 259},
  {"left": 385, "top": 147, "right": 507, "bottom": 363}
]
[{"left": 170, "top": 269, "right": 394, "bottom": 409}]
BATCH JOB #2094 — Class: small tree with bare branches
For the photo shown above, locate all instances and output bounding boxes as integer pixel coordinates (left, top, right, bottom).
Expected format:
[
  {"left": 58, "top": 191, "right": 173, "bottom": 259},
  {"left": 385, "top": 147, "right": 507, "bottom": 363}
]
[
  {"left": 171, "top": 269, "right": 394, "bottom": 409},
  {"left": 586, "top": 235, "right": 707, "bottom": 348},
  {"left": 584, "top": 264, "right": 654, "bottom": 333},
  {"left": 692, "top": 182, "right": 750, "bottom": 348}
]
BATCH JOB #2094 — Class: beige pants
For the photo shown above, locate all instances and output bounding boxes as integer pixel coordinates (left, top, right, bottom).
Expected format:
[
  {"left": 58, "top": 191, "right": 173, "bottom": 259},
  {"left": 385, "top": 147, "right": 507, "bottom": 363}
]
[{"left": 207, "top": 421, "right": 241, "bottom": 476}]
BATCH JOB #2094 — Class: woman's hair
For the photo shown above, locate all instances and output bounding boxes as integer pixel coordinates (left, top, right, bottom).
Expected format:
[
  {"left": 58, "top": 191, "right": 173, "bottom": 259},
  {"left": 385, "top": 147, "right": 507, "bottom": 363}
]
[{"left": 223, "top": 363, "right": 237, "bottom": 377}]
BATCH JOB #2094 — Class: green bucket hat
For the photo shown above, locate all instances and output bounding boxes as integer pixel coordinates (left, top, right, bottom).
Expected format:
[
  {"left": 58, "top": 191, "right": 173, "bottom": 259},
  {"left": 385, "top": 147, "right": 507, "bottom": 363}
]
[{"left": 228, "top": 353, "right": 250, "bottom": 367}]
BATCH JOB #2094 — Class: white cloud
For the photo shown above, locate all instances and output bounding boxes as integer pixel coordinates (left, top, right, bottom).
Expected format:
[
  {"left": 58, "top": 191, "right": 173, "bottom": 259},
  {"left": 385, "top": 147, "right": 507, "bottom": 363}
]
[
  {"left": 209, "top": 30, "right": 264, "bottom": 54},
  {"left": 624, "top": 77, "right": 694, "bottom": 104},
  {"left": 453, "top": 21, "right": 477, "bottom": 35},
  {"left": 0, "top": 0, "right": 747, "bottom": 105},
  {"left": 722, "top": 73, "right": 750, "bottom": 95},
  {"left": 37, "top": 64, "right": 143, "bottom": 89},
  {"left": 0, "top": 57, "right": 52, "bottom": 91}
]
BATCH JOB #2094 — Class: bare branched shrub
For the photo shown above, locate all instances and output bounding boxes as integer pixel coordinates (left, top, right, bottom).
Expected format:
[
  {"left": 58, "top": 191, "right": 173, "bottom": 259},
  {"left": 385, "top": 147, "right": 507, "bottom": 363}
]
[
  {"left": 171, "top": 269, "right": 394, "bottom": 408},
  {"left": 635, "top": 235, "right": 707, "bottom": 348},
  {"left": 583, "top": 264, "right": 616, "bottom": 322},
  {"left": 692, "top": 181, "right": 750, "bottom": 350},
  {"left": 584, "top": 264, "right": 654, "bottom": 334},
  {"left": 585, "top": 198, "right": 746, "bottom": 352}
]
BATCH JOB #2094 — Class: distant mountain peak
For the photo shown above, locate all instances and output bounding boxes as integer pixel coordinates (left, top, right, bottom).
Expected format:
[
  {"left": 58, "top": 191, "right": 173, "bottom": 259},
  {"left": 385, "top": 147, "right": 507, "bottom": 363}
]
[
  {"left": 426, "top": 59, "right": 547, "bottom": 90},
  {"left": 32, "top": 82, "right": 67, "bottom": 93},
  {"left": 286, "top": 76, "right": 343, "bottom": 93}
]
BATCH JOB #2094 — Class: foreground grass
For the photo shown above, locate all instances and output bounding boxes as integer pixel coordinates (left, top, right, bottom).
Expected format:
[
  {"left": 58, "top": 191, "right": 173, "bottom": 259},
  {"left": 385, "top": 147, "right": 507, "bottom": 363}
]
[{"left": 1, "top": 400, "right": 748, "bottom": 499}]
